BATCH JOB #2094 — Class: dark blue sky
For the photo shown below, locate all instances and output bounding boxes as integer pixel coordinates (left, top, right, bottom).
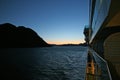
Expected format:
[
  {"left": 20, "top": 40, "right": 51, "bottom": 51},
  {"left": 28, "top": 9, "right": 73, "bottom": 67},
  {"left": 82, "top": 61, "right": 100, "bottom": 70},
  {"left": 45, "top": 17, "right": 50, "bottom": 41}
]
[{"left": 0, "top": 0, "right": 89, "bottom": 44}]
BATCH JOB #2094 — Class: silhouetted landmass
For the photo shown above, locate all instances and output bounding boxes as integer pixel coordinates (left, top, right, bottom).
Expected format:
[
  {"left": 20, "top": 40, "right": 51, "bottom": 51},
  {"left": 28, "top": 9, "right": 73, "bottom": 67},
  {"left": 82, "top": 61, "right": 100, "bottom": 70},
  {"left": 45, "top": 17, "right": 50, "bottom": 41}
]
[
  {"left": 57, "top": 43, "right": 88, "bottom": 46},
  {"left": 79, "top": 43, "right": 88, "bottom": 46},
  {"left": 59, "top": 44, "right": 79, "bottom": 46},
  {"left": 0, "top": 23, "right": 50, "bottom": 47}
]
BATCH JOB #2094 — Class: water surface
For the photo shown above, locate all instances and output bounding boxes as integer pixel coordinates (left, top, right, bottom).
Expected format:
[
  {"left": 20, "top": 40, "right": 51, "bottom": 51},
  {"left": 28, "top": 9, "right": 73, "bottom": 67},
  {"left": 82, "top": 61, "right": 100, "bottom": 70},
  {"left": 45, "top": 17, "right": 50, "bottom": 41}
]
[{"left": 0, "top": 46, "right": 88, "bottom": 80}]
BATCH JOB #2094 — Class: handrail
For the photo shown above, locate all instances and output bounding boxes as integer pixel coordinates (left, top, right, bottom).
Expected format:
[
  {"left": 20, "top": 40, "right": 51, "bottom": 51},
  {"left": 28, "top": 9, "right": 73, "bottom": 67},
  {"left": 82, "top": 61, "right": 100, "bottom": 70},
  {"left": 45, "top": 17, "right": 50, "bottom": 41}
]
[
  {"left": 84, "top": 47, "right": 89, "bottom": 80},
  {"left": 88, "top": 47, "right": 112, "bottom": 80}
]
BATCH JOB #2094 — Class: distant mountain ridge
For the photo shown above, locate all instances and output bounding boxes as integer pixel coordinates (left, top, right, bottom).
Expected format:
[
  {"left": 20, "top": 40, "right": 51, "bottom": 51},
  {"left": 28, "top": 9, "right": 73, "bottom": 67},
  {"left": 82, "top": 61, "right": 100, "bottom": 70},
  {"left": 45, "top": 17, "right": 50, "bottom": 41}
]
[
  {"left": 56, "top": 43, "right": 87, "bottom": 46},
  {"left": 0, "top": 23, "right": 50, "bottom": 47}
]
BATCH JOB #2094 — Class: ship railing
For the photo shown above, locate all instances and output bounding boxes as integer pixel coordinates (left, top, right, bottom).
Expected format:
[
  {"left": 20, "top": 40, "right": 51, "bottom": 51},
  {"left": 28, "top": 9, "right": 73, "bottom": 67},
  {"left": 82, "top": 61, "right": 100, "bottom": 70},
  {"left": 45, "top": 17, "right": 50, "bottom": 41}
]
[{"left": 87, "top": 47, "right": 112, "bottom": 80}]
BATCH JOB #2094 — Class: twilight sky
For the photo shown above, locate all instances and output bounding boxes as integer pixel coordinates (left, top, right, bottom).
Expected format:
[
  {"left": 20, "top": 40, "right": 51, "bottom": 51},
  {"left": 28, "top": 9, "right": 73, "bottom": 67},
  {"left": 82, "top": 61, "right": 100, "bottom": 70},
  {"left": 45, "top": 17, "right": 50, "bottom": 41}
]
[{"left": 0, "top": 0, "right": 89, "bottom": 45}]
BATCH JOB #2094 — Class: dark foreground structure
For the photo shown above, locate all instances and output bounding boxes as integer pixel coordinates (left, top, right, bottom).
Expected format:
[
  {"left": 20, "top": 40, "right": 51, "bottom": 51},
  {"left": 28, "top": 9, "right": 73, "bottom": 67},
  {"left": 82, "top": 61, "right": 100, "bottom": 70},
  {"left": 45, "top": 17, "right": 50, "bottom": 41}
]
[{"left": 84, "top": 0, "right": 120, "bottom": 80}]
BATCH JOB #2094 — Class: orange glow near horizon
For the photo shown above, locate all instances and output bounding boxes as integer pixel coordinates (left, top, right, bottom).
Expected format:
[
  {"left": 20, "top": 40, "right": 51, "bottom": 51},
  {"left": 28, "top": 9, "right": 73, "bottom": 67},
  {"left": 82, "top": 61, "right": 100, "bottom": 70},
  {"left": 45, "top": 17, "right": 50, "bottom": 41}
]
[{"left": 47, "top": 39, "right": 85, "bottom": 45}]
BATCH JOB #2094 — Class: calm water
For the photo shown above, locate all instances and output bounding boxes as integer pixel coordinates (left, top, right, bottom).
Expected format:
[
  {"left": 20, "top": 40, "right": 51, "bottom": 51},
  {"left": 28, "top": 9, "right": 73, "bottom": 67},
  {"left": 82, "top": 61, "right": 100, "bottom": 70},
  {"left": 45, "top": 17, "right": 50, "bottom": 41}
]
[{"left": 0, "top": 46, "right": 88, "bottom": 80}]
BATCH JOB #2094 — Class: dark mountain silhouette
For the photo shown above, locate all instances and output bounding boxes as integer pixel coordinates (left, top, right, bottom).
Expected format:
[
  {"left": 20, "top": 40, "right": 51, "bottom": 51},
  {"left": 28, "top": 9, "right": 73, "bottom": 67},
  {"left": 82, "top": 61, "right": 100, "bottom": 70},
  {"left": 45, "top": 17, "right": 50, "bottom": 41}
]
[{"left": 0, "top": 23, "right": 50, "bottom": 47}]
